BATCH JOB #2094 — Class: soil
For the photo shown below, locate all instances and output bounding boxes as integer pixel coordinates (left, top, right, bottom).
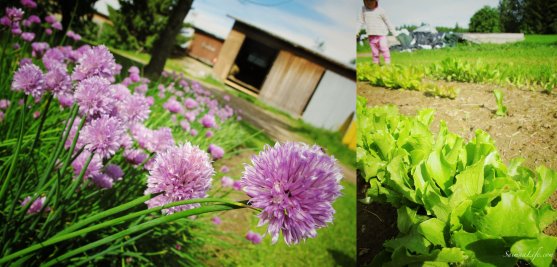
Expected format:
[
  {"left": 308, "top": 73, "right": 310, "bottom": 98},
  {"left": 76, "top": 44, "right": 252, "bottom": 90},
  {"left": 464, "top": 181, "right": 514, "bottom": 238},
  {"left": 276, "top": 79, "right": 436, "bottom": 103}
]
[{"left": 357, "top": 81, "right": 557, "bottom": 265}]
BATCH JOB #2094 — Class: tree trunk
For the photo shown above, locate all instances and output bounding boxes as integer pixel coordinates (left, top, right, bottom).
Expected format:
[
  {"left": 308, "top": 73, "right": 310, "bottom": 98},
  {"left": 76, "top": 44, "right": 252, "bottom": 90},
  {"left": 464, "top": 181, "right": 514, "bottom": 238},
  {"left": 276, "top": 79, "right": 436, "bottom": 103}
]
[
  {"left": 60, "top": 0, "right": 75, "bottom": 32},
  {"left": 144, "top": 0, "right": 193, "bottom": 78}
]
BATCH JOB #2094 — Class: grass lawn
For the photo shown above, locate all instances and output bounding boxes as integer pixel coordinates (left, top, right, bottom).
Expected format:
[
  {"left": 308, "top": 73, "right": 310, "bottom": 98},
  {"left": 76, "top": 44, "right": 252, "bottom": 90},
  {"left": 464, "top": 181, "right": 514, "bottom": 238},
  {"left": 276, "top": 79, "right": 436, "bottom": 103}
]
[{"left": 211, "top": 181, "right": 357, "bottom": 267}]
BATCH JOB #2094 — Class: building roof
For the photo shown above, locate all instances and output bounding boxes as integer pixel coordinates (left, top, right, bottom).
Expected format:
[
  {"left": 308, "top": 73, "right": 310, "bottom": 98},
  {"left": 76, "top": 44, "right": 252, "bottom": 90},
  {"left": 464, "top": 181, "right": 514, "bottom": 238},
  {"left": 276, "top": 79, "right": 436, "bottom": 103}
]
[
  {"left": 227, "top": 15, "right": 356, "bottom": 72},
  {"left": 191, "top": 26, "right": 225, "bottom": 41}
]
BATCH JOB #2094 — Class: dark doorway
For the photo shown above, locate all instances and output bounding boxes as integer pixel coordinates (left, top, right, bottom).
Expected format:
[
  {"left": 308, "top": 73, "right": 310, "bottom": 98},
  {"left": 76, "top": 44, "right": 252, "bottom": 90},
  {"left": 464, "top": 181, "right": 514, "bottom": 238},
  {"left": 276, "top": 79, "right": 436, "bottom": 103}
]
[{"left": 228, "top": 37, "right": 278, "bottom": 93}]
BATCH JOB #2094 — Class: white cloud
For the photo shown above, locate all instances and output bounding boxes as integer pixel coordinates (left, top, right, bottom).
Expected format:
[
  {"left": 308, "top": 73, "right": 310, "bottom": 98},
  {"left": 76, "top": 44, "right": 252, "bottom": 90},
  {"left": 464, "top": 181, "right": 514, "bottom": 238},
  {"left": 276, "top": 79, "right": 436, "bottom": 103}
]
[{"left": 380, "top": 0, "right": 500, "bottom": 28}]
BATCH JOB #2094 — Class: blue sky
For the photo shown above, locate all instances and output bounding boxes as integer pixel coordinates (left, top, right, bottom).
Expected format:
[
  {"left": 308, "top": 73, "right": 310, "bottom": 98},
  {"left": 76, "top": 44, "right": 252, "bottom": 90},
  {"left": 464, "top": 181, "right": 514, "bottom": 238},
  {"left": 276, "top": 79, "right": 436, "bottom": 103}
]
[{"left": 94, "top": 0, "right": 500, "bottom": 65}]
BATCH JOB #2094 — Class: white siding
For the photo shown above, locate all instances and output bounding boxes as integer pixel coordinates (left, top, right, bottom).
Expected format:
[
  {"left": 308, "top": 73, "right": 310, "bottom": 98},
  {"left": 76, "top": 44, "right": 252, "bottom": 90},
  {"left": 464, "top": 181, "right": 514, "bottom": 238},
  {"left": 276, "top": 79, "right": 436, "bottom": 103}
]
[{"left": 302, "top": 70, "right": 355, "bottom": 130}]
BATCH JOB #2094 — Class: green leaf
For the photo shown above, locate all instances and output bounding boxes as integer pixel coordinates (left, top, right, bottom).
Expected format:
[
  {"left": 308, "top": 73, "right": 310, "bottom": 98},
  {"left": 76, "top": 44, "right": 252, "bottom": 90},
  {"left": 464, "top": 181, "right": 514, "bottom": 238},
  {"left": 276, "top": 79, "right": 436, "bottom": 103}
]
[
  {"left": 397, "top": 206, "right": 428, "bottom": 234},
  {"left": 531, "top": 166, "right": 557, "bottom": 206},
  {"left": 417, "top": 218, "right": 447, "bottom": 247},
  {"left": 450, "top": 157, "right": 485, "bottom": 207},
  {"left": 537, "top": 204, "right": 557, "bottom": 231},
  {"left": 453, "top": 230, "right": 517, "bottom": 267},
  {"left": 384, "top": 247, "right": 466, "bottom": 267},
  {"left": 478, "top": 192, "right": 539, "bottom": 238},
  {"left": 493, "top": 89, "right": 507, "bottom": 116},
  {"left": 384, "top": 227, "right": 432, "bottom": 255},
  {"left": 386, "top": 154, "right": 418, "bottom": 203},
  {"left": 510, "top": 234, "right": 557, "bottom": 267}
]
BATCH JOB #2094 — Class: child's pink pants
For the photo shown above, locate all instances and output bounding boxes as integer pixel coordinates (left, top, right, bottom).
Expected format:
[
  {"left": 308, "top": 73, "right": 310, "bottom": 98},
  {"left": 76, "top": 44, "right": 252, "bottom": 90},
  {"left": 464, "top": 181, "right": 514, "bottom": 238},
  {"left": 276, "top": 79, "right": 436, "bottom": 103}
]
[{"left": 368, "top": 35, "right": 390, "bottom": 64}]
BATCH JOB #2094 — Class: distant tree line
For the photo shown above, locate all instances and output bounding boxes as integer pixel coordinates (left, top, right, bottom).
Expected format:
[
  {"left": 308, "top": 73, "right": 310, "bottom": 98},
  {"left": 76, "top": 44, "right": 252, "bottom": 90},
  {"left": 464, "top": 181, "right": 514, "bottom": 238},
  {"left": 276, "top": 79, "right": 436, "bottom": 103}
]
[{"left": 470, "top": 0, "right": 557, "bottom": 33}]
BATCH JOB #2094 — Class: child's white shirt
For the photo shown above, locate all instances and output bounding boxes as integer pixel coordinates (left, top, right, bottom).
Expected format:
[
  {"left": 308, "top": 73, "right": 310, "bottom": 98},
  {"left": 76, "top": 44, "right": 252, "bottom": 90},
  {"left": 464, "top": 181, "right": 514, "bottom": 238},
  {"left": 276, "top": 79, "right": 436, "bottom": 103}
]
[{"left": 359, "top": 6, "right": 397, "bottom": 36}]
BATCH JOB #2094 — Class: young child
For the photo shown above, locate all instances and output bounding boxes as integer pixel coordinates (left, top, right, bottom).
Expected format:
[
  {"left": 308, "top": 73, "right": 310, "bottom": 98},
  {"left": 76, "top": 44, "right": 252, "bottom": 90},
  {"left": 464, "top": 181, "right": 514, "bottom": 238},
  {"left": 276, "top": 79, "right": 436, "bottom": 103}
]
[{"left": 359, "top": 0, "right": 398, "bottom": 64}]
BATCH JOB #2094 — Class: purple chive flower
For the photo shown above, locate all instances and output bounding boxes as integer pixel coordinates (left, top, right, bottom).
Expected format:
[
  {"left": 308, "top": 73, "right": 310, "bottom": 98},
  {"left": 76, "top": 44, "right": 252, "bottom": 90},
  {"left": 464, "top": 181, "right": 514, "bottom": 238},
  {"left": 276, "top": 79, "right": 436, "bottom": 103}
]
[
  {"left": 221, "top": 176, "right": 234, "bottom": 188},
  {"left": 241, "top": 142, "right": 343, "bottom": 245},
  {"left": 81, "top": 116, "right": 125, "bottom": 159},
  {"left": 147, "top": 127, "right": 175, "bottom": 153},
  {"left": 232, "top": 181, "right": 242, "bottom": 191},
  {"left": 44, "top": 66, "right": 71, "bottom": 97},
  {"left": 124, "top": 149, "right": 148, "bottom": 165},
  {"left": 74, "top": 76, "right": 115, "bottom": 117},
  {"left": 11, "top": 26, "right": 22, "bottom": 36},
  {"left": 51, "top": 21, "right": 62, "bottom": 30},
  {"left": 163, "top": 99, "right": 183, "bottom": 113},
  {"left": 180, "top": 120, "right": 190, "bottom": 131},
  {"left": 19, "top": 58, "right": 32, "bottom": 66},
  {"left": 57, "top": 93, "right": 74, "bottom": 108},
  {"left": 144, "top": 143, "right": 214, "bottom": 214},
  {"left": 21, "top": 32, "right": 35, "bottom": 42},
  {"left": 21, "top": 0, "right": 38, "bottom": 9},
  {"left": 223, "top": 95, "right": 231, "bottom": 101},
  {"left": 184, "top": 98, "right": 198, "bottom": 109},
  {"left": 220, "top": 165, "right": 230, "bottom": 173},
  {"left": 200, "top": 114, "right": 217, "bottom": 128},
  {"left": 0, "top": 99, "right": 10, "bottom": 110},
  {"left": 185, "top": 111, "right": 196, "bottom": 122},
  {"left": 91, "top": 173, "right": 114, "bottom": 188},
  {"left": 43, "top": 47, "right": 67, "bottom": 70},
  {"left": 145, "top": 96, "right": 154, "bottom": 105},
  {"left": 45, "top": 28, "right": 52, "bottom": 35},
  {"left": 130, "top": 72, "right": 140, "bottom": 83},
  {"left": 208, "top": 144, "right": 224, "bottom": 160},
  {"left": 31, "top": 42, "right": 49, "bottom": 57},
  {"left": 190, "top": 129, "right": 198, "bottom": 136},
  {"left": 27, "top": 15, "right": 40, "bottom": 23},
  {"left": 12, "top": 43, "right": 20, "bottom": 50},
  {"left": 105, "top": 164, "right": 124, "bottom": 180},
  {"left": 6, "top": 7, "right": 24, "bottom": 22},
  {"left": 72, "top": 151, "right": 103, "bottom": 179},
  {"left": 246, "top": 231, "right": 262, "bottom": 244},
  {"left": 11, "top": 63, "right": 44, "bottom": 98},
  {"left": 110, "top": 84, "right": 131, "bottom": 102},
  {"left": 0, "top": 16, "right": 10, "bottom": 27},
  {"left": 212, "top": 216, "right": 222, "bottom": 225},
  {"left": 117, "top": 94, "right": 151, "bottom": 124},
  {"left": 45, "top": 15, "right": 56, "bottom": 24},
  {"left": 134, "top": 84, "right": 148, "bottom": 94},
  {"left": 66, "top": 30, "right": 81, "bottom": 41},
  {"left": 205, "top": 130, "right": 213, "bottom": 138},
  {"left": 128, "top": 66, "right": 140, "bottom": 75},
  {"left": 21, "top": 196, "right": 49, "bottom": 214},
  {"left": 72, "top": 45, "right": 117, "bottom": 81},
  {"left": 33, "top": 111, "right": 40, "bottom": 119}
]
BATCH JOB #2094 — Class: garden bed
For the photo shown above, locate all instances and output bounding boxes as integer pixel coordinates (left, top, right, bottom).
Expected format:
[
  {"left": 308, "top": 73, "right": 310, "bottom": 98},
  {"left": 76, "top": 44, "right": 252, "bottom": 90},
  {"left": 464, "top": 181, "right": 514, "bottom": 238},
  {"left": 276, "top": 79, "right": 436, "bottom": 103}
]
[{"left": 357, "top": 81, "right": 557, "bottom": 265}]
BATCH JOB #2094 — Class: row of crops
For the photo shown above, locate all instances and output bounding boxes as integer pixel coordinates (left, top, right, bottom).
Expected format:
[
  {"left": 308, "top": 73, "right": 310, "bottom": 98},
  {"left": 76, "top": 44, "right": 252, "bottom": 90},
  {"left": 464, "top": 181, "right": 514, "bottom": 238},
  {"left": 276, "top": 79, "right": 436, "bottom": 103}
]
[
  {"left": 357, "top": 58, "right": 557, "bottom": 98},
  {"left": 0, "top": 4, "right": 344, "bottom": 266},
  {"left": 356, "top": 96, "right": 557, "bottom": 266}
]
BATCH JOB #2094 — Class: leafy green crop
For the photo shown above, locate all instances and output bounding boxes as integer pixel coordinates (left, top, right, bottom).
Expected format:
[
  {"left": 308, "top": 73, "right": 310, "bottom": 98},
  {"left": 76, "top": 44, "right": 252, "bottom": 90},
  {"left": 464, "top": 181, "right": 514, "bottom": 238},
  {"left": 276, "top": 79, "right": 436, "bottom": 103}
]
[
  {"left": 493, "top": 89, "right": 508, "bottom": 116},
  {"left": 357, "top": 63, "right": 459, "bottom": 99},
  {"left": 357, "top": 96, "right": 557, "bottom": 266}
]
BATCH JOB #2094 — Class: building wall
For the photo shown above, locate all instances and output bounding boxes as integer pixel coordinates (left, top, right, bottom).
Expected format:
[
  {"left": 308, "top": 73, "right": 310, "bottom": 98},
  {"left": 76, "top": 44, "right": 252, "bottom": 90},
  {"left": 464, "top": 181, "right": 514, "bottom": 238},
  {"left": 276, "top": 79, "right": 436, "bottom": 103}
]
[
  {"left": 302, "top": 70, "right": 356, "bottom": 130},
  {"left": 259, "top": 50, "right": 325, "bottom": 115},
  {"left": 213, "top": 30, "right": 245, "bottom": 80},
  {"left": 187, "top": 32, "right": 223, "bottom": 65}
]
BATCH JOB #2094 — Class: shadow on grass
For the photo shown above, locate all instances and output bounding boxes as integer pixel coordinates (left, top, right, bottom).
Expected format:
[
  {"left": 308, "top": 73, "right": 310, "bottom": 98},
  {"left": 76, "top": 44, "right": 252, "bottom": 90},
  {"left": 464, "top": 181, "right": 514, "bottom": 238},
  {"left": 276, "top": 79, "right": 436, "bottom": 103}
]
[{"left": 328, "top": 248, "right": 356, "bottom": 266}]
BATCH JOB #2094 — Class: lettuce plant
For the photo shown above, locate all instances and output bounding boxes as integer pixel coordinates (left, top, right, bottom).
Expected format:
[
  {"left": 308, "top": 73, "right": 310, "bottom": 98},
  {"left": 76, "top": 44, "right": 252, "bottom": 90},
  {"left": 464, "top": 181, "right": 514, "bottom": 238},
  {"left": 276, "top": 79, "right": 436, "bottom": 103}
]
[
  {"left": 357, "top": 97, "right": 557, "bottom": 267},
  {"left": 493, "top": 89, "right": 508, "bottom": 116}
]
